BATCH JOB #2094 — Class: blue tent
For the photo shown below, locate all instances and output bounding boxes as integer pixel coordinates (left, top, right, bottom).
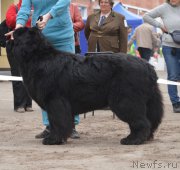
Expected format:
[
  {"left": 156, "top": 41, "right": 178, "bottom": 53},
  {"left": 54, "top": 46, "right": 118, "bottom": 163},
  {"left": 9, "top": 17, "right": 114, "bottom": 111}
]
[
  {"left": 79, "top": 19, "right": 88, "bottom": 55},
  {"left": 113, "top": 3, "right": 143, "bottom": 28},
  {"left": 79, "top": 20, "right": 88, "bottom": 55},
  {"left": 79, "top": 3, "right": 143, "bottom": 55}
]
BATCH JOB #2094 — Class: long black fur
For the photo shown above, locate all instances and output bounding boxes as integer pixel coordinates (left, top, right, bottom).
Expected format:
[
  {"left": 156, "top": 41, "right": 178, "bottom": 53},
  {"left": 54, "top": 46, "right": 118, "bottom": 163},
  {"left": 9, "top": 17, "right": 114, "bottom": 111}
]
[{"left": 12, "top": 27, "right": 163, "bottom": 145}]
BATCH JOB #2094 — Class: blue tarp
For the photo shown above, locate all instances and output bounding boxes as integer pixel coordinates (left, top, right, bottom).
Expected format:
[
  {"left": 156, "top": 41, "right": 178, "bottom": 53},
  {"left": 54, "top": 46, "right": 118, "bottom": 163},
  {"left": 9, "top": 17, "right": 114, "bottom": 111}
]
[
  {"left": 113, "top": 3, "right": 143, "bottom": 28},
  {"left": 79, "top": 20, "right": 88, "bottom": 55},
  {"left": 79, "top": 3, "right": 143, "bottom": 54}
]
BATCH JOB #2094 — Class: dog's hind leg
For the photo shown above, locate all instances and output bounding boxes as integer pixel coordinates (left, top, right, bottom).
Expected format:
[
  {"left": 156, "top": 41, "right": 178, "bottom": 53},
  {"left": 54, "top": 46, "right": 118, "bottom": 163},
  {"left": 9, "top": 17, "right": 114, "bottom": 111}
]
[
  {"left": 146, "top": 86, "right": 163, "bottom": 140},
  {"left": 42, "top": 97, "right": 73, "bottom": 145},
  {"left": 110, "top": 98, "right": 151, "bottom": 145},
  {"left": 120, "top": 117, "right": 151, "bottom": 145}
]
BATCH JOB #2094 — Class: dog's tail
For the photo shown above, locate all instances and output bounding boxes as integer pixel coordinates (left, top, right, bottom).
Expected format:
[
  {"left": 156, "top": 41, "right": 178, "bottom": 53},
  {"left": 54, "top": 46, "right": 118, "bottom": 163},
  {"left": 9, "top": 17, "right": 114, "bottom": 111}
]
[{"left": 146, "top": 83, "right": 164, "bottom": 139}]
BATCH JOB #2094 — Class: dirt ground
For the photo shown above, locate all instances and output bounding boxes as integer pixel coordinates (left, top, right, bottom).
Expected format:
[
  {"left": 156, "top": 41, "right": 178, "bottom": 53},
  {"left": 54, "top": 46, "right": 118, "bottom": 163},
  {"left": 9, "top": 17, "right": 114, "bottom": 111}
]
[{"left": 0, "top": 71, "right": 180, "bottom": 170}]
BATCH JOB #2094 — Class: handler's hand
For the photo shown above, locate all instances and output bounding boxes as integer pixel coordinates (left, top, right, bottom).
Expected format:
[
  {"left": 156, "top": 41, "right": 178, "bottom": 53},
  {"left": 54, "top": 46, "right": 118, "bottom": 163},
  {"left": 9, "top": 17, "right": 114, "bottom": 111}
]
[
  {"left": 5, "top": 24, "right": 23, "bottom": 40},
  {"left": 5, "top": 30, "right": 14, "bottom": 40},
  {"left": 36, "top": 13, "right": 52, "bottom": 30}
]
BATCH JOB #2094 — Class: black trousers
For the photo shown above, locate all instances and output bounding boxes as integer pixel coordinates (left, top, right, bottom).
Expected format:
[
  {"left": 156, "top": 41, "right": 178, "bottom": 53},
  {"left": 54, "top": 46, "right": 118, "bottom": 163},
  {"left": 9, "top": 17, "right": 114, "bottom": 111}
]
[
  {"left": 138, "top": 47, "right": 153, "bottom": 61},
  {"left": 6, "top": 41, "right": 32, "bottom": 110},
  {"left": 75, "top": 45, "right": 81, "bottom": 54}
]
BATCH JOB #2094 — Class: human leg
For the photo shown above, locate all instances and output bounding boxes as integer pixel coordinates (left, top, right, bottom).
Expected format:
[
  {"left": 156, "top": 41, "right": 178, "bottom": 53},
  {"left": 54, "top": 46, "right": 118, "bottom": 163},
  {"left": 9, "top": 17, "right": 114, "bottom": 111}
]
[
  {"left": 75, "top": 45, "right": 81, "bottom": 54},
  {"left": 71, "top": 114, "right": 80, "bottom": 139},
  {"left": 162, "top": 46, "right": 180, "bottom": 112},
  {"left": 138, "top": 47, "right": 152, "bottom": 61},
  {"left": 24, "top": 93, "right": 33, "bottom": 112},
  {"left": 36, "top": 111, "right": 80, "bottom": 139},
  {"left": 35, "top": 110, "right": 50, "bottom": 138},
  {"left": 6, "top": 41, "right": 33, "bottom": 112}
]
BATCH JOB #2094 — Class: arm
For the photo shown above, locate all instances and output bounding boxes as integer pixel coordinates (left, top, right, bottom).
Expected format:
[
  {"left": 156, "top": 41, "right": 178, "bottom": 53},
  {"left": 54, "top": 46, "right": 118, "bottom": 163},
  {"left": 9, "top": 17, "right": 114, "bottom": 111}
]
[
  {"left": 119, "top": 16, "right": 128, "bottom": 53},
  {"left": 16, "top": 0, "right": 31, "bottom": 27},
  {"left": 152, "top": 32, "right": 161, "bottom": 49},
  {"left": 37, "top": 0, "right": 71, "bottom": 30},
  {"left": 143, "top": 4, "right": 167, "bottom": 31},
  {"left": 5, "top": 4, "right": 25, "bottom": 38},
  {"left": 6, "top": 5, "right": 17, "bottom": 29},
  {"left": 84, "top": 16, "right": 91, "bottom": 40},
  {"left": 128, "top": 31, "right": 136, "bottom": 47},
  {"left": 72, "top": 4, "right": 85, "bottom": 33}
]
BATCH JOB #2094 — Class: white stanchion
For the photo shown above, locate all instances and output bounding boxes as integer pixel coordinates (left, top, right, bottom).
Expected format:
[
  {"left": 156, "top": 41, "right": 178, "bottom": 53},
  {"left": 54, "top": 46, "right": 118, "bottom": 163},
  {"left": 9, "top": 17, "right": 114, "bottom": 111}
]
[
  {"left": 1, "top": 75, "right": 180, "bottom": 86},
  {"left": 0, "top": 75, "right": 23, "bottom": 81},
  {"left": 157, "top": 79, "right": 180, "bottom": 86}
]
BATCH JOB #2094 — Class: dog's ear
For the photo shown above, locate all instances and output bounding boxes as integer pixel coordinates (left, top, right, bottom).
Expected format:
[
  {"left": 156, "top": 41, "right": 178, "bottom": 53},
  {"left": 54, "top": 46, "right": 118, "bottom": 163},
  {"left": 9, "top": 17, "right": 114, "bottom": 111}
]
[
  {"left": 28, "top": 27, "right": 42, "bottom": 37},
  {"left": 30, "top": 27, "right": 39, "bottom": 32},
  {"left": 31, "top": 27, "right": 39, "bottom": 32},
  {"left": 14, "top": 27, "right": 39, "bottom": 37},
  {"left": 13, "top": 27, "right": 29, "bottom": 38}
]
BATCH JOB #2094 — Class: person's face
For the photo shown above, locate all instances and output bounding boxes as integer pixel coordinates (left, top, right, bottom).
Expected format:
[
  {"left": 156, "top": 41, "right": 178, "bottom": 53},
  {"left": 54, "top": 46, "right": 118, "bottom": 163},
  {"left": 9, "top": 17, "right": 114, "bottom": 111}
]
[
  {"left": 169, "top": 0, "right": 180, "bottom": 6},
  {"left": 99, "top": 0, "right": 112, "bottom": 14}
]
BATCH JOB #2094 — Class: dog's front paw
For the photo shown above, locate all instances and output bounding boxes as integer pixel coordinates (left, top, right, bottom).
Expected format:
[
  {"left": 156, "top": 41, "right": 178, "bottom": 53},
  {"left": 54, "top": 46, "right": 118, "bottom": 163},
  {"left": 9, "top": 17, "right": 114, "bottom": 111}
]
[
  {"left": 120, "top": 137, "right": 145, "bottom": 145},
  {"left": 42, "top": 136, "right": 67, "bottom": 145}
]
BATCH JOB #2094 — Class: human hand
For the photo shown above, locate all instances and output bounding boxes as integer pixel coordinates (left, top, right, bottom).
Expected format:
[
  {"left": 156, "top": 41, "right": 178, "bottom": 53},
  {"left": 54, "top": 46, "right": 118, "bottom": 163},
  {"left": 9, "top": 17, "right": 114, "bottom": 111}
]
[
  {"left": 161, "top": 27, "right": 168, "bottom": 33},
  {"left": 5, "top": 30, "right": 14, "bottom": 40},
  {"left": 5, "top": 24, "right": 23, "bottom": 40},
  {"left": 36, "top": 13, "right": 52, "bottom": 30}
]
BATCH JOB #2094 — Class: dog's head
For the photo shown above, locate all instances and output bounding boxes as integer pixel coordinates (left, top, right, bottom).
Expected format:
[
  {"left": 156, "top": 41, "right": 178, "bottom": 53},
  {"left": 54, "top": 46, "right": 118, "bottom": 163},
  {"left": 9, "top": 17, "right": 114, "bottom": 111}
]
[
  {"left": 13, "top": 27, "right": 42, "bottom": 47},
  {"left": 13, "top": 26, "right": 41, "bottom": 39},
  {"left": 13, "top": 27, "right": 57, "bottom": 64},
  {"left": 12, "top": 27, "right": 45, "bottom": 64}
]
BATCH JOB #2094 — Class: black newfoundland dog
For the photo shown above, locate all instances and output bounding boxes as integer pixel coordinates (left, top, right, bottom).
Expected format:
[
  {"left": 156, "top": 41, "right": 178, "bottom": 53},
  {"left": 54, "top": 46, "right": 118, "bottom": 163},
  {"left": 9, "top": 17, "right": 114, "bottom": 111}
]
[{"left": 12, "top": 27, "right": 163, "bottom": 145}]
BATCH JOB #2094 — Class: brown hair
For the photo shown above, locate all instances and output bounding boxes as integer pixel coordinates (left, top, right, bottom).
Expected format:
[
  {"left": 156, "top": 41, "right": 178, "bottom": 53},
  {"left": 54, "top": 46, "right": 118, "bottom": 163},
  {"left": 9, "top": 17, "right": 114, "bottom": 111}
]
[
  {"left": 166, "top": 0, "right": 170, "bottom": 3},
  {"left": 98, "top": 0, "right": 114, "bottom": 7}
]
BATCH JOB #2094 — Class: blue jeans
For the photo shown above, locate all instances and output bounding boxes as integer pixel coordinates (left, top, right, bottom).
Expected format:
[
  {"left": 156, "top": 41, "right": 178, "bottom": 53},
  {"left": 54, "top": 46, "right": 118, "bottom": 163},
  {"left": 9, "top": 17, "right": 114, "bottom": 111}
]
[
  {"left": 162, "top": 46, "right": 180, "bottom": 104},
  {"left": 42, "top": 110, "right": 80, "bottom": 126}
]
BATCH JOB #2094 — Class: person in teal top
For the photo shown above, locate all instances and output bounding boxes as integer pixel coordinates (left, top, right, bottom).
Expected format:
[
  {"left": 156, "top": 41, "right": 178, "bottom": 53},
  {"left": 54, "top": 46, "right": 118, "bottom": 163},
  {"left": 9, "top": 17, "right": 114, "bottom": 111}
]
[
  {"left": 16, "top": 0, "right": 74, "bottom": 50},
  {"left": 13, "top": 0, "right": 80, "bottom": 139}
]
